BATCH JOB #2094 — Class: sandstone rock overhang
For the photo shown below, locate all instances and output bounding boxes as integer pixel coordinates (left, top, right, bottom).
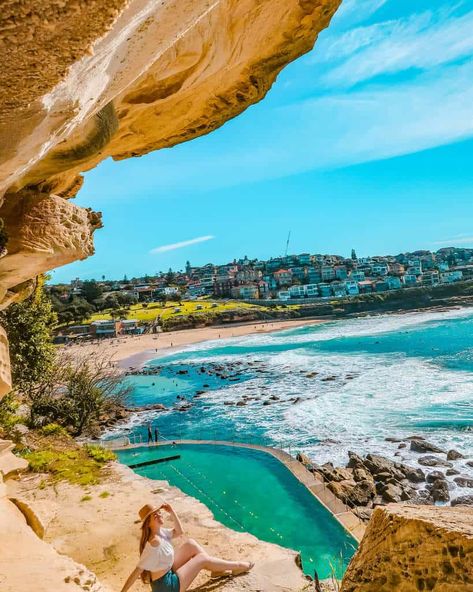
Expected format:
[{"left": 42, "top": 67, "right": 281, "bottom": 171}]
[
  {"left": 0, "top": 0, "right": 340, "bottom": 398},
  {"left": 341, "top": 504, "right": 473, "bottom": 591},
  {"left": 0, "top": 0, "right": 340, "bottom": 197}
]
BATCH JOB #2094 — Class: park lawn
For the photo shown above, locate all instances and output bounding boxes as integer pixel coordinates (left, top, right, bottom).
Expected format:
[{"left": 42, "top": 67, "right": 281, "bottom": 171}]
[{"left": 87, "top": 300, "right": 271, "bottom": 324}]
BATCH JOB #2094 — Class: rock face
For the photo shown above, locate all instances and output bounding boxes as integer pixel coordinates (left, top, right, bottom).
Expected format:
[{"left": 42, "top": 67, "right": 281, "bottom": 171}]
[
  {"left": 0, "top": 0, "right": 340, "bottom": 400},
  {"left": 341, "top": 505, "right": 473, "bottom": 592}
]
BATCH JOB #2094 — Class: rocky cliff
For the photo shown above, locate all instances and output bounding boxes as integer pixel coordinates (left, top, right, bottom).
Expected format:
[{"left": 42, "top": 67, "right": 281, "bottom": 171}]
[
  {"left": 341, "top": 504, "right": 473, "bottom": 592},
  {"left": 0, "top": 0, "right": 340, "bottom": 398}
]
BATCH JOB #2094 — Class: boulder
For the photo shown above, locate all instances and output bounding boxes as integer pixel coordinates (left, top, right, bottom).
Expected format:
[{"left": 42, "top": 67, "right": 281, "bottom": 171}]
[
  {"left": 429, "top": 479, "right": 450, "bottom": 502},
  {"left": 353, "top": 468, "right": 372, "bottom": 483},
  {"left": 353, "top": 507, "right": 373, "bottom": 522},
  {"left": 410, "top": 439, "right": 445, "bottom": 454},
  {"left": 347, "top": 451, "right": 365, "bottom": 470},
  {"left": 426, "top": 470, "right": 445, "bottom": 484},
  {"left": 319, "top": 463, "right": 353, "bottom": 483},
  {"left": 399, "top": 465, "right": 425, "bottom": 483},
  {"left": 341, "top": 505, "right": 473, "bottom": 591},
  {"left": 447, "top": 449, "right": 464, "bottom": 461},
  {"left": 381, "top": 483, "right": 403, "bottom": 503},
  {"left": 349, "top": 480, "right": 377, "bottom": 506},
  {"left": 327, "top": 479, "right": 357, "bottom": 503},
  {"left": 453, "top": 476, "right": 473, "bottom": 488},
  {"left": 451, "top": 495, "right": 473, "bottom": 506},
  {"left": 418, "top": 456, "right": 452, "bottom": 468},
  {"left": 446, "top": 468, "right": 461, "bottom": 476}
]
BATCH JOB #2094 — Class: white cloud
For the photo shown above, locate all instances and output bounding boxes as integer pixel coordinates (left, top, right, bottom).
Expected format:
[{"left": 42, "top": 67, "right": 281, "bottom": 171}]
[
  {"left": 141, "top": 58, "right": 473, "bottom": 192},
  {"left": 150, "top": 235, "right": 215, "bottom": 254},
  {"left": 330, "top": 0, "right": 389, "bottom": 28},
  {"left": 432, "top": 236, "right": 473, "bottom": 246},
  {"left": 321, "top": 8, "right": 473, "bottom": 87}
]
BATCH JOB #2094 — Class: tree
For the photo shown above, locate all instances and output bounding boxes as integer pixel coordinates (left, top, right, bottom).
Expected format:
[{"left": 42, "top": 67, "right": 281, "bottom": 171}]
[
  {"left": 81, "top": 279, "right": 103, "bottom": 303},
  {"left": 30, "top": 352, "right": 130, "bottom": 436},
  {"left": 0, "top": 277, "right": 56, "bottom": 402},
  {"left": 165, "top": 268, "right": 176, "bottom": 285}
]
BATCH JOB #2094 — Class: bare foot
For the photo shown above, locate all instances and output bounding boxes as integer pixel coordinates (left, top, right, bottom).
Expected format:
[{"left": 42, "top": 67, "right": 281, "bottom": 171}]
[{"left": 231, "top": 561, "right": 254, "bottom": 576}]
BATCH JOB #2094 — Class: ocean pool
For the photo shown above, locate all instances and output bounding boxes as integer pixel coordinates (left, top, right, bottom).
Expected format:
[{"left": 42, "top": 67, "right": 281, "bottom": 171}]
[{"left": 117, "top": 443, "right": 356, "bottom": 578}]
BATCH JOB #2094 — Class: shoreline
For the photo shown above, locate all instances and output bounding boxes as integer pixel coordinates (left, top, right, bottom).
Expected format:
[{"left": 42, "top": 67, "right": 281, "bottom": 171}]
[{"left": 66, "top": 317, "right": 327, "bottom": 368}]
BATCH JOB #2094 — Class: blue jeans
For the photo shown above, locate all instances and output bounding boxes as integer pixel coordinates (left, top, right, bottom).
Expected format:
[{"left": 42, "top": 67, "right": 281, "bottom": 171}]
[{"left": 151, "top": 571, "right": 180, "bottom": 592}]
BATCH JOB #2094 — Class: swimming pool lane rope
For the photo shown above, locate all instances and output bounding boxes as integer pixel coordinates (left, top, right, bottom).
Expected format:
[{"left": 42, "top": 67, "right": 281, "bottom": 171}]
[
  {"left": 152, "top": 441, "right": 300, "bottom": 551},
  {"left": 169, "top": 453, "right": 319, "bottom": 566},
  {"left": 154, "top": 437, "right": 316, "bottom": 565}
]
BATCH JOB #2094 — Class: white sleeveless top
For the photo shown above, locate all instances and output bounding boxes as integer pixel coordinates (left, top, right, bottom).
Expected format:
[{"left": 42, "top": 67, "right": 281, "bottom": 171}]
[{"left": 138, "top": 528, "right": 174, "bottom": 572}]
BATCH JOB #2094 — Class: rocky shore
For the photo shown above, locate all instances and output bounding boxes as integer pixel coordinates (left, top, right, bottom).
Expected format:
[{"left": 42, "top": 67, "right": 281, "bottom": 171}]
[{"left": 297, "top": 436, "right": 473, "bottom": 522}]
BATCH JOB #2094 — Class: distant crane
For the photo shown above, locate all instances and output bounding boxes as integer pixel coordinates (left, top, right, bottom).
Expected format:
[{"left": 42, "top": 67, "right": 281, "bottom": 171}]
[{"left": 284, "top": 231, "right": 291, "bottom": 257}]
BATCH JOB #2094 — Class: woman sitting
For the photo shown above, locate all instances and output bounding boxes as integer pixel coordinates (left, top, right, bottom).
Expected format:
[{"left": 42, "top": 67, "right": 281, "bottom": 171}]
[{"left": 120, "top": 502, "right": 254, "bottom": 592}]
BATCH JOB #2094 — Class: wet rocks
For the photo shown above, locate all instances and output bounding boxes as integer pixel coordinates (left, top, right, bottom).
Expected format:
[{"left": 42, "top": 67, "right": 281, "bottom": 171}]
[
  {"left": 410, "top": 439, "right": 445, "bottom": 454},
  {"left": 418, "top": 455, "right": 452, "bottom": 468},
  {"left": 453, "top": 476, "right": 473, "bottom": 488},
  {"left": 426, "top": 470, "right": 445, "bottom": 483},
  {"left": 451, "top": 495, "right": 473, "bottom": 506},
  {"left": 126, "top": 403, "right": 166, "bottom": 412},
  {"left": 447, "top": 449, "right": 464, "bottom": 461},
  {"left": 303, "top": 451, "right": 428, "bottom": 520},
  {"left": 428, "top": 479, "right": 450, "bottom": 502}
]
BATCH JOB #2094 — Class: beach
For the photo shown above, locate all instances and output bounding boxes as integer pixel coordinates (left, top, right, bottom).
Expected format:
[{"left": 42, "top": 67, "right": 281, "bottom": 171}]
[{"left": 66, "top": 318, "right": 326, "bottom": 367}]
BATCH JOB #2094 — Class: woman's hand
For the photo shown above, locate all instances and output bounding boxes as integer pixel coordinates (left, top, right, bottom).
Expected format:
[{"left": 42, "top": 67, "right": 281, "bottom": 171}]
[{"left": 160, "top": 503, "right": 174, "bottom": 513}]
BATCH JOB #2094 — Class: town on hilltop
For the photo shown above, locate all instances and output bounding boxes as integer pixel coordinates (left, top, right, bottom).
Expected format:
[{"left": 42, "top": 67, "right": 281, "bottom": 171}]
[{"left": 55, "top": 246, "right": 473, "bottom": 304}]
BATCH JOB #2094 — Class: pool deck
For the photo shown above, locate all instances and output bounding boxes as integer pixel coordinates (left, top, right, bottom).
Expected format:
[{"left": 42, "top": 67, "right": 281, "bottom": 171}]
[{"left": 110, "top": 438, "right": 366, "bottom": 542}]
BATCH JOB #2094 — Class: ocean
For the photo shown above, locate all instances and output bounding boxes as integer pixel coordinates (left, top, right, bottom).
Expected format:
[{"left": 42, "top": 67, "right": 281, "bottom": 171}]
[{"left": 108, "top": 307, "right": 473, "bottom": 499}]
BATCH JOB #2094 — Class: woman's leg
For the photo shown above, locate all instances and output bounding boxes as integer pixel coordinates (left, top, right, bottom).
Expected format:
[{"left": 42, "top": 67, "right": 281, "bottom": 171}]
[
  {"left": 177, "top": 552, "right": 252, "bottom": 592},
  {"left": 172, "top": 539, "right": 205, "bottom": 571}
]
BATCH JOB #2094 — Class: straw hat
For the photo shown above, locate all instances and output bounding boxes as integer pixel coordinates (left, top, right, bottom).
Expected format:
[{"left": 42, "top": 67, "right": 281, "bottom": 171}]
[{"left": 139, "top": 503, "right": 162, "bottom": 524}]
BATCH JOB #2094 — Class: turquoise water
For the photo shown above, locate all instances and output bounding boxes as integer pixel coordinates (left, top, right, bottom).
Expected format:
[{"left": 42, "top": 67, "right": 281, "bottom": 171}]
[
  {"left": 117, "top": 444, "right": 356, "bottom": 578},
  {"left": 110, "top": 308, "right": 473, "bottom": 499}
]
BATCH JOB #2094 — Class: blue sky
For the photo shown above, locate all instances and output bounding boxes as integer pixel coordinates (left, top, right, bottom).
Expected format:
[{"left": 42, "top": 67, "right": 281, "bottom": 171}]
[{"left": 53, "top": 0, "right": 473, "bottom": 282}]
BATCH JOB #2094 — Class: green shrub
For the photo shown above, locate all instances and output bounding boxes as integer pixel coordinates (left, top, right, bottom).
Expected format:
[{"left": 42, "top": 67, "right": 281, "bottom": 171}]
[
  {"left": 84, "top": 444, "right": 116, "bottom": 463},
  {"left": 24, "top": 443, "right": 115, "bottom": 486},
  {"left": 41, "top": 423, "right": 67, "bottom": 436}
]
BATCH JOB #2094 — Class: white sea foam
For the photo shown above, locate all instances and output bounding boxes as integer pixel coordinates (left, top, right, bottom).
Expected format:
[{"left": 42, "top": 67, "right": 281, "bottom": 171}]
[{"left": 117, "top": 309, "right": 473, "bottom": 500}]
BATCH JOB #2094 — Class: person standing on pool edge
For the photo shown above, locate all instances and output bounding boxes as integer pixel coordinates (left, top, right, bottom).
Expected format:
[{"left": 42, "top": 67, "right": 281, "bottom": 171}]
[
  {"left": 147, "top": 422, "right": 153, "bottom": 444},
  {"left": 119, "top": 503, "right": 254, "bottom": 592}
]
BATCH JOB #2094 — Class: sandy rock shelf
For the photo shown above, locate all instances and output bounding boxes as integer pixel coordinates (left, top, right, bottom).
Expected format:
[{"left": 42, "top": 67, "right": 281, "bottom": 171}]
[{"left": 6, "top": 462, "right": 310, "bottom": 592}]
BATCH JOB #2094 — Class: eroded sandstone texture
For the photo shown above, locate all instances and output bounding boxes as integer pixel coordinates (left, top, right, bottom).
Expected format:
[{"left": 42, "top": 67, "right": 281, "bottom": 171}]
[
  {"left": 341, "top": 505, "right": 473, "bottom": 592},
  {"left": 0, "top": 0, "right": 340, "bottom": 398}
]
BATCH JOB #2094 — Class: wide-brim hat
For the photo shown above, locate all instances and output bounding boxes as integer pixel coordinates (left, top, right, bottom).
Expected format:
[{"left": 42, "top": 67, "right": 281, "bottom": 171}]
[{"left": 139, "top": 503, "right": 163, "bottom": 525}]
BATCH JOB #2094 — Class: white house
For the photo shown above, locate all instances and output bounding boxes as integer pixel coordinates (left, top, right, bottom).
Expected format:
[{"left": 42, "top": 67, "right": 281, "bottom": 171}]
[
  {"left": 344, "top": 280, "right": 359, "bottom": 295},
  {"left": 440, "top": 271, "right": 463, "bottom": 283},
  {"left": 304, "top": 284, "right": 319, "bottom": 297}
]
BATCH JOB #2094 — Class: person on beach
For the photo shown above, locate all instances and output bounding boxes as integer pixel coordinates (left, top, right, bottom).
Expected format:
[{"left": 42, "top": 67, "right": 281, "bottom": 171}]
[{"left": 120, "top": 503, "right": 254, "bottom": 592}]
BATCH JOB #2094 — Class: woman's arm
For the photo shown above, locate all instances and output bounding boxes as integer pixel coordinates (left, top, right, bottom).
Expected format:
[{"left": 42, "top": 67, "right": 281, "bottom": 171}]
[
  {"left": 161, "top": 503, "right": 184, "bottom": 537},
  {"left": 120, "top": 567, "right": 143, "bottom": 592}
]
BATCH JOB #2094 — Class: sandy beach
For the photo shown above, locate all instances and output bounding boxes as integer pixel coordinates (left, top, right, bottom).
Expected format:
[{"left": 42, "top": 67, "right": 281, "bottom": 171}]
[{"left": 66, "top": 318, "right": 326, "bottom": 368}]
